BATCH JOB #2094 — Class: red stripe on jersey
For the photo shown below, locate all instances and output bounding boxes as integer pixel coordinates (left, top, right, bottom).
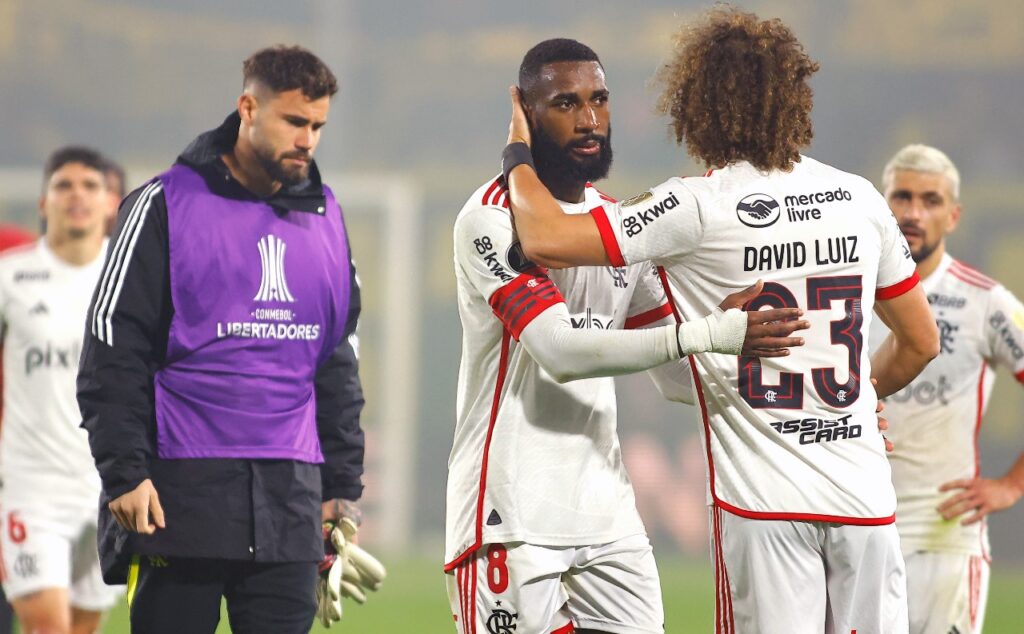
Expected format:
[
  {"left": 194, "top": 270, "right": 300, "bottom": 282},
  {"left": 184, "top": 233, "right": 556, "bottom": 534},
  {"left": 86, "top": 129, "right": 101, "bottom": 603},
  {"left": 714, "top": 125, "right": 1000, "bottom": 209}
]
[
  {"left": 624, "top": 303, "right": 674, "bottom": 329},
  {"left": 444, "top": 331, "right": 513, "bottom": 573},
  {"left": 713, "top": 508, "right": 725, "bottom": 633},
  {"left": 456, "top": 564, "right": 466, "bottom": 632},
  {"left": 488, "top": 268, "right": 564, "bottom": 340},
  {"left": 876, "top": 271, "right": 920, "bottom": 300},
  {"left": 717, "top": 499, "right": 895, "bottom": 525},
  {"left": 974, "top": 362, "right": 987, "bottom": 477},
  {"left": 969, "top": 555, "right": 981, "bottom": 628},
  {"left": 713, "top": 507, "right": 735, "bottom": 634},
  {"left": 471, "top": 558, "right": 479, "bottom": 634},
  {"left": 589, "top": 206, "right": 626, "bottom": 267},
  {"left": 656, "top": 267, "right": 682, "bottom": 323},
  {"left": 722, "top": 515, "right": 734, "bottom": 632},
  {"left": 704, "top": 168, "right": 715, "bottom": 177},
  {"left": 949, "top": 265, "right": 996, "bottom": 290},
  {"left": 587, "top": 182, "right": 617, "bottom": 203},
  {"left": 491, "top": 187, "right": 508, "bottom": 207},
  {"left": 951, "top": 259, "right": 996, "bottom": 287},
  {"left": 481, "top": 178, "right": 503, "bottom": 206},
  {"left": 551, "top": 622, "right": 576, "bottom": 633}
]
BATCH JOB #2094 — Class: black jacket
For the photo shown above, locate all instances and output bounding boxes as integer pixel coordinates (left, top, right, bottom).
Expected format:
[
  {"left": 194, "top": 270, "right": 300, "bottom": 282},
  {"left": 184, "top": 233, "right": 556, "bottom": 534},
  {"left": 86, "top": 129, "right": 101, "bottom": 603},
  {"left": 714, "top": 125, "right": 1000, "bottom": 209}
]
[{"left": 77, "top": 113, "right": 365, "bottom": 582}]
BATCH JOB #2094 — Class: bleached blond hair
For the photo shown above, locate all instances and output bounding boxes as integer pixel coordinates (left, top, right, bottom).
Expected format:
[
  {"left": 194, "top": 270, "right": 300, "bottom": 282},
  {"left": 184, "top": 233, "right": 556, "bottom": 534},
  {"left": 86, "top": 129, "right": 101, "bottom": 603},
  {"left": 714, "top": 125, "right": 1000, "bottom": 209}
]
[{"left": 882, "top": 144, "right": 961, "bottom": 201}]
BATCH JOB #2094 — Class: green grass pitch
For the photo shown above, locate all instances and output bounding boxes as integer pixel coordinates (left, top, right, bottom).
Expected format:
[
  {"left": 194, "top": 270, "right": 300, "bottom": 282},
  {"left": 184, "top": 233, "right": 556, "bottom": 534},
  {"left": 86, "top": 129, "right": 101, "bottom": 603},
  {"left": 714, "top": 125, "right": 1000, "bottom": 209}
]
[{"left": 71, "top": 557, "right": 1024, "bottom": 632}]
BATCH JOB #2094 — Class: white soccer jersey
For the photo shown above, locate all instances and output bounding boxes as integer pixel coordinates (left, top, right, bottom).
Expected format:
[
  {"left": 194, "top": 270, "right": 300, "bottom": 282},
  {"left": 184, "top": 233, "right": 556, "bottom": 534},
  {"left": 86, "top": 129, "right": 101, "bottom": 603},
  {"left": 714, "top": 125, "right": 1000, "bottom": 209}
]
[
  {"left": 869, "top": 253, "right": 1024, "bottom": 555},
  {"left": 0, "top": 240, "right": 107, "bottom": 507},
  {"left": 445, "top": 177, "right": 673, "bottom": 570},
  {"left": 590, "top": 156, "right": 919, "bottom": 522}
]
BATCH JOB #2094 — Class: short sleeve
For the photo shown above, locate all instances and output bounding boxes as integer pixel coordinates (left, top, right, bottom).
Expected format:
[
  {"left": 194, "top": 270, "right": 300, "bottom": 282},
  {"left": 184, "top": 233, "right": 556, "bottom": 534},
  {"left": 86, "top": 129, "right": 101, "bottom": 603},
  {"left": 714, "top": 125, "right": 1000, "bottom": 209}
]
[
  {"left": 623, "top": 264, "right": 674, "bottom": 329},
  {"left": 875, "top": 205, "right": 920, "bottom": 300},
  {"left": 589, "top": 178, "right": 703, "bottom": 267},
  {"left": 983, "top": 285, "right": 1024, "bottom": 381},
  {"left": 454, "top": 206, "right": 565, "bottom": 340}
]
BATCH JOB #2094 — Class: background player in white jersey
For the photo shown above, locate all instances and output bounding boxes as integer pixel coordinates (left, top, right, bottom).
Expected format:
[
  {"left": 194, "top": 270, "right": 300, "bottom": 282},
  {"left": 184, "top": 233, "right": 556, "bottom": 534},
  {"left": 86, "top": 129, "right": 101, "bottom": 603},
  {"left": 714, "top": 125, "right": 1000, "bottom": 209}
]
[
  {"left": 0, "top": 223, "right": 35, "bottom": 634},
  {"left": 500, "top": 8, "right": 941, "bottom": 633},
  {"left": 0, "top": 147, "right": 120, "bottom": 634},
  {"left": 869, "top": 144, "right": 1024, "bottom": 634},
  {"left": 447, "top": 39, "right": 808, "bottom": 634}
]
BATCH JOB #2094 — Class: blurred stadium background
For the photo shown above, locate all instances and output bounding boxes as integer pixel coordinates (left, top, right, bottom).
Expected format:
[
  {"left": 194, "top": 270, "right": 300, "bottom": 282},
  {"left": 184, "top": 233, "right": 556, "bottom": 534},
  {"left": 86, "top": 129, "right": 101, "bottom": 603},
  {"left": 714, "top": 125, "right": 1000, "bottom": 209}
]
[{"left": 2, "top": 0, "right": 1023, "bottom": 631}]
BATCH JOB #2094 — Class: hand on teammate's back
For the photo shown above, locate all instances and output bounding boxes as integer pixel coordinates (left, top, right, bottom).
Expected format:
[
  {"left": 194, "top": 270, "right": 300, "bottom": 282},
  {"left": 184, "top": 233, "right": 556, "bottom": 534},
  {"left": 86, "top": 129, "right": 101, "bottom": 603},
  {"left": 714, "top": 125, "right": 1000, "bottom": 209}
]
[
  {"left": 108, "top": 478, "right": 165, "bottom": 534},
  {"left": 719, "top": 280, "right": 810, "bottom": 358}
]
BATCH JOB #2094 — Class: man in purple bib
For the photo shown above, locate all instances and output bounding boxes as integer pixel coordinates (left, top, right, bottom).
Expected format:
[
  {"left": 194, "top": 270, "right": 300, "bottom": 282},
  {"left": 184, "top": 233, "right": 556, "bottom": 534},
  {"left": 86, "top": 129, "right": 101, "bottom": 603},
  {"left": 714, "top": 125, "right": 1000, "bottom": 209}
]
[{"left": 77, "top": 45, "right": 372, "bottom": 633}]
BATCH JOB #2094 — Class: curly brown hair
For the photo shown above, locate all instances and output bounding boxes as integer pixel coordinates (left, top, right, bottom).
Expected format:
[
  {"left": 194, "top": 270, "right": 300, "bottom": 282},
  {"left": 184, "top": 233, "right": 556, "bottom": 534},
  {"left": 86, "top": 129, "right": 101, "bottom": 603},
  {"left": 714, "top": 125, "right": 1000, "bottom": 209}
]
[{"left": 655, "top": 7, "right": 819, "bottom": 172}]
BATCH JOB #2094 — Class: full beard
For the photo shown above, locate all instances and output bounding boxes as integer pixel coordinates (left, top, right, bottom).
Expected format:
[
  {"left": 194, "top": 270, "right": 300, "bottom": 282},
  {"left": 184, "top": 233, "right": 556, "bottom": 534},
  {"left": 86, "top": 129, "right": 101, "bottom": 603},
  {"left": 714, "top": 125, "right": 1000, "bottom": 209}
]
[
  {"left": 531, "top": 125, "right": 613, "bottom": 188},
  {"left": 254, "top": 144, "right": 311, "bottom": 188}
]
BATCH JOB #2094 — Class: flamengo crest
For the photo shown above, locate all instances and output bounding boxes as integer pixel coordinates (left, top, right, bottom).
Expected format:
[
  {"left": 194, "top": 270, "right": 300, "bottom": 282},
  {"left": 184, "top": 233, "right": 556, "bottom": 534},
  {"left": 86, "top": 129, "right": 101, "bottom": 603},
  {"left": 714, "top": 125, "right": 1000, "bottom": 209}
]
[{"left": 254, "top": 234, "right": 296, "bottom": 303}]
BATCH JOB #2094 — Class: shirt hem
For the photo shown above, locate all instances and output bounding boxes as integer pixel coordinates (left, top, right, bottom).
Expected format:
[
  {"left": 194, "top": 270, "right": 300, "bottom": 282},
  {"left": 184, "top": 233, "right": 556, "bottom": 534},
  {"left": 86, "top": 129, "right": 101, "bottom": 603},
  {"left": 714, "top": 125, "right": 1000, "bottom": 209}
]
[
  {"left": 156, "top": 447, "right": 324, "bottom": 463},
  {"left": 715, "top": 498, "right": 896, "bottom": 525}
]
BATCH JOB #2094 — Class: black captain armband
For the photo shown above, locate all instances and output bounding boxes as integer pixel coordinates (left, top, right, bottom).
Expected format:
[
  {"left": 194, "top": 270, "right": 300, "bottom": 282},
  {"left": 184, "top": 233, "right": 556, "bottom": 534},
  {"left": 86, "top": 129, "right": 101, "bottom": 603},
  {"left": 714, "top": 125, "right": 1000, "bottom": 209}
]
[{"left": 501, "top": 142, "right": 535, "bottom": 184}]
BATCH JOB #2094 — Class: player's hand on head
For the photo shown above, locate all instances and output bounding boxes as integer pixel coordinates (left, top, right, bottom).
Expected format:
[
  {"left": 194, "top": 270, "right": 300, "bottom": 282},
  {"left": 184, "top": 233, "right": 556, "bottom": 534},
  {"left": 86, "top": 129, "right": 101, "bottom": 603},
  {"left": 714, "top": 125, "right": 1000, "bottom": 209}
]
[
  {"left": 507, "top": 85, "right": 532, "bottom": 148},
  {"left": 937, "top": 476, "right": 1024, "bottom": 525},
  {"left": 108, "top": 478, "right": 165, "bottom": 534}
]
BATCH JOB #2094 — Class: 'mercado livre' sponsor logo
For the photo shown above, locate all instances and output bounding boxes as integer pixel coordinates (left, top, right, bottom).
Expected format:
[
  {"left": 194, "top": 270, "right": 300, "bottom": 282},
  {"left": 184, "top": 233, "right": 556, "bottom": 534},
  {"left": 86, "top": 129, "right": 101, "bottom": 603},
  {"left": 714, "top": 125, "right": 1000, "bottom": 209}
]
[{"left": 217, "top": 234, "right": 322, "bottom": 341}]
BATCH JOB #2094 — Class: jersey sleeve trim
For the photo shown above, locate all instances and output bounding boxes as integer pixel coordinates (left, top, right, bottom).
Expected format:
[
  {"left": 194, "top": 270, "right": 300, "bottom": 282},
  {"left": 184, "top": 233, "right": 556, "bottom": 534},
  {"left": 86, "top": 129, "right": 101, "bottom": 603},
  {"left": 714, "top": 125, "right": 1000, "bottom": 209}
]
[
  {"left": 624, "top": 303, "right": 673, "bottom": 329},
  {"left": 488, "top": 267, "right": 565, "bottom": 340},
  {"left": 876, "top": 270, "right": 920, "bottom": 300},
  {"left": 589, "top": 206, "right": 626, "bottom": 267}
]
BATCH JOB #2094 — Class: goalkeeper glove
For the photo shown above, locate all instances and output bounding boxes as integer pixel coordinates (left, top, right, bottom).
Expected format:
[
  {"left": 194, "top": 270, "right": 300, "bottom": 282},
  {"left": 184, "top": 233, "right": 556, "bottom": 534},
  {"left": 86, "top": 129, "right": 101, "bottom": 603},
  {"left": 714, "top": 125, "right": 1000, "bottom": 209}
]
[{"left": 315, "top": 516, "right": 387, "bottom": 627}]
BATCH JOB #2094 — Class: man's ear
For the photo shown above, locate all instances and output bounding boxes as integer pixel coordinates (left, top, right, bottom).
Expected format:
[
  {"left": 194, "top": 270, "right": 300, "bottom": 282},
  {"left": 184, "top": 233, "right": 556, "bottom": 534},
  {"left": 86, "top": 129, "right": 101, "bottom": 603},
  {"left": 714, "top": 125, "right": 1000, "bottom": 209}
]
[{"left": 238, "top": 92, "right": 257, "bottom": 125}]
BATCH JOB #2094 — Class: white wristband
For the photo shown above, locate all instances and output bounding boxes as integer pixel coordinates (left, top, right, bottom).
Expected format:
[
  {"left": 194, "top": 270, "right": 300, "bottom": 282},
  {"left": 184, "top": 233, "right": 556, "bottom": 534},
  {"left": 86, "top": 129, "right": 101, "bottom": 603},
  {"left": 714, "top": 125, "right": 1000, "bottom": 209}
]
[{"left": 677, "top": 307, "right": 747, "bottom": 355}]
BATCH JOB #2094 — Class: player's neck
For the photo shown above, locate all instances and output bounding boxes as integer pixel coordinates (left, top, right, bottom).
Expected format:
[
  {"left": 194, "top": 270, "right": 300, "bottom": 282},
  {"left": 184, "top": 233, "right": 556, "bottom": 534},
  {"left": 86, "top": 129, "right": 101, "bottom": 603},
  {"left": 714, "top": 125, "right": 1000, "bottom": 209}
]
[
  {"left": 544, "top": 178, "right": 586, "bottom": 205},
  {"left": 45, "top": 230, "right": 104, "bottom": 266},
  {"left": 223, "top": 139, "right": 281, "bottom": 198},
  {"left": 915, "top": 242, "right": 946, "bottom": 280}
]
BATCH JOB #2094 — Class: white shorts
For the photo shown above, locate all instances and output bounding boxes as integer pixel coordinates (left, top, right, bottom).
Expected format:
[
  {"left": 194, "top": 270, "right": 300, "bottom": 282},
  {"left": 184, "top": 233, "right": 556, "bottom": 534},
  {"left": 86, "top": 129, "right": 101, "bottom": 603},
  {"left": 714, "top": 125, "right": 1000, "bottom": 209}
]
[
  {"left": 904, "top": 550, "right": 989, "bottom": 634},
  {"left": 0, "top": 499, "right": 123, "bottom": 610},
  {"left": 445, "top": 533, "right": 663, "bottom": 634},
  {"left": 710, "top": 506, "right": 908, "bottom": 634}
]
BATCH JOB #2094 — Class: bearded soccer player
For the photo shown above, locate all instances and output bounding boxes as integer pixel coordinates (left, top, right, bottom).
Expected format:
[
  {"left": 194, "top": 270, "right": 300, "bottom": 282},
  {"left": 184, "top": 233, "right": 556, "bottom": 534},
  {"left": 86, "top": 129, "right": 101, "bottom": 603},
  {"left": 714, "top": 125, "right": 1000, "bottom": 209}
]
[
  {"left": 77, "top": 46, "right": 380, "bottom": 633},
  {"left": 0, "top": 147, "right": 119, "bottom": 634},
  {"left": 446, "top": 38, "right": 808, "bottom": 634},
  {"left": 500, "top": 9, "right": 941, "bottom": 633},
  {"left": 868, "top": 144, "right": 1024, "bottom": 634}
]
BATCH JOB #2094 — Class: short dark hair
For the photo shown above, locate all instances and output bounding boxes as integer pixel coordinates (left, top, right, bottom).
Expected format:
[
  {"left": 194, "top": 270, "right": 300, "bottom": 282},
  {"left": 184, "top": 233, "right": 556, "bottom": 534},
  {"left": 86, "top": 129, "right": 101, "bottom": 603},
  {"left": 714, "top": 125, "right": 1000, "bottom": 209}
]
[
  {"left": 518, "top": 38, "right": 602, "bottom": 95},
  {"left": 102, "top": 157, "right": 126, "bottom": 198},
  {"left": 243, "top": 45, "right": 338, "bottom": 100},
  {"left": 42, "top": 146, "right": 107, "bottom": 187}
]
